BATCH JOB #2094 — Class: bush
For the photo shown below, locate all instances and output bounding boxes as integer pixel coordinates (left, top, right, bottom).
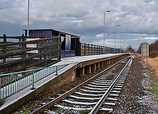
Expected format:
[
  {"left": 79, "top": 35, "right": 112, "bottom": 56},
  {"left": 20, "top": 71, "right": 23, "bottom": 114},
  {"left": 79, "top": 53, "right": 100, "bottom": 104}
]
[{"left": 149, "top": 51, "right": 158, "bottom": 58}]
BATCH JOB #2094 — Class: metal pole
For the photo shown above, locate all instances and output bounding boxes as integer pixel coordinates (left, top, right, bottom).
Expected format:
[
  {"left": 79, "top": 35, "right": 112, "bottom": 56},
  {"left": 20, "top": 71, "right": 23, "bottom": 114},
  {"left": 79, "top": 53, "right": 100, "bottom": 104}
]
[
  {"left": 31, "top": 70, "right": 35, "bottom": 90},
  {"left": 124, "top": 37, "right": 126, "bottom": 53},
  {"left": 120, "top": 26, "right": 122, "bottom": 53},
  {"left": 114, "top": 25, "right": 120, "bottom": 54},
  {"left": 103, "top": 12, "right": 105, "bottom": 54},
  {"left": 27, "top": 0, "right": 30, "bottom": 36},
  {"left": 103, "top": 11, "right": 110, "bottom": 54},
  {"left": 0, "top": 77, "right": 2, "bottom": 99},
  {"left": 55, "top": 66, "right": 58, "bottom": 75},
  {"left": 114, "top": 26, "right": 116, "bottom": 53}
]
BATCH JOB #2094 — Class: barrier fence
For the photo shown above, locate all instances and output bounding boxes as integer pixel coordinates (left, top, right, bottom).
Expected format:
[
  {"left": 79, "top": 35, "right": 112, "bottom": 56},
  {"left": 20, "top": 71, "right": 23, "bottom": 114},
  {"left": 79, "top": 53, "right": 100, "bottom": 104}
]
[
  {"left": 0, "top": 63, "right": 76, "bottom": 99},
  {"left": 0, "top": 34, "right": 61, "bottom": 74},
  {"left": 81, "top": 43, "right": 122, "bottom": 56}
]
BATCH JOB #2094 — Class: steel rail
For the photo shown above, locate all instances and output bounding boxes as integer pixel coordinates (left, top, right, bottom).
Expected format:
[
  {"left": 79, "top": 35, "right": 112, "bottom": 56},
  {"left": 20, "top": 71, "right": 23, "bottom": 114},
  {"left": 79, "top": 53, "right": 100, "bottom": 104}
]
[
  {"left": 89, "top": 58, "right": 132, "bottom": 114},
  {"left": 30, "top": 56, "right": 130, "bottom": 114}
]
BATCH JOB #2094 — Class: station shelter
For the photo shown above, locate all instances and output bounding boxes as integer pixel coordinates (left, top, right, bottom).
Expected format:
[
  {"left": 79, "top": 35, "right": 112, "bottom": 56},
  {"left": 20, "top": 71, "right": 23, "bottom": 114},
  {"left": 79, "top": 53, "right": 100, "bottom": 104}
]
[{"left": 24, "top": 29, "right": 81, "bottom": 58}]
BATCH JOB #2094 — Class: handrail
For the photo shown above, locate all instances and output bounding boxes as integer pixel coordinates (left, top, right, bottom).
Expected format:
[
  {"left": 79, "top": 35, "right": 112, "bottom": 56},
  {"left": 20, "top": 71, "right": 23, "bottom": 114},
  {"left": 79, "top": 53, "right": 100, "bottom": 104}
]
[{"left": 0, "top": 62, "right": 77, "bottom": 99}]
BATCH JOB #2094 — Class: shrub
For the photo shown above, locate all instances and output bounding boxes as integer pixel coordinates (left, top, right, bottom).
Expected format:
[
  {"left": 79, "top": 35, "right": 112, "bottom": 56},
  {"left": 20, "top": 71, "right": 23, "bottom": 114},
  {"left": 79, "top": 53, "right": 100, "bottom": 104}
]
[{"left": 149, "top": 51, "right": 158, "bottom": 58}]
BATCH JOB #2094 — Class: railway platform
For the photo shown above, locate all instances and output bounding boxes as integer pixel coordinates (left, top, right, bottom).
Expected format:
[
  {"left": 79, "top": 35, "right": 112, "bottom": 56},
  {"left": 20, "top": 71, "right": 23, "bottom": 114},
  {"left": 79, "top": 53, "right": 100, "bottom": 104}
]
[{"left": 0, "top": 53, "right": 129, "bottom": 114}]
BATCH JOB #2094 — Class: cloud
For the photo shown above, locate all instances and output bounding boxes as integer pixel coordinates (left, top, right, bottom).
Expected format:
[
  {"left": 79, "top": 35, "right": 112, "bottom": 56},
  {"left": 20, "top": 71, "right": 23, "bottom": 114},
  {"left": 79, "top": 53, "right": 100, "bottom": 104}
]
[
  {"left": 96, "top": 33, "right": 103, "bottom": 38},
  {"left": 144, "top": 37, "right": 158, "bottom": 39},
  {"left": 0, "top": 0, "right": 158, "bottom": 50}
]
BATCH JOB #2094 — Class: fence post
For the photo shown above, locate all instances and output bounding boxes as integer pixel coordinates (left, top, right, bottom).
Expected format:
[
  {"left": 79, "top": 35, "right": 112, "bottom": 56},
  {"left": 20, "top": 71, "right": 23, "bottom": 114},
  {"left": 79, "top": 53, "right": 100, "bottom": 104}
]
[
  {"left": 31, "top": 70, "right": 35, "bottom": 90},
  {"left": 3, "top": 34, "right": 6, "bottom": 63},
  {"left": 22, "top": 34, "right": 26, "bottom": 71},
  {"left": 39, "top": 35, "right": 42, "bottom": 61},
  {"left": 84, "top": 43, "right": 86, "bottom": 55},
  {"left": 95, "top": 45, "right": 96, "bottom": 55},
  {"left": 55, "top": 66, "right": 58, "bottom": 75},
  {"left": 93, "top": 44, "right": 96, "bottom": 55},
  {"left": 92, "top": 44, "right": 95, "bottom": 55},
  {"left": 43, "top": 35, "right": 47, "bottom": 65},
  {"left": 88, "top": 44, "right": 90, "bottom": 55},
  {"left": 58, "top": 35, "right": 61, "bottom": 61},
  {"left": 81, "top": 43, "right": 83, "bottom": 56},
  {"left": 97, "top": 45, "right": 98, "bottom": 55},
  {"left": 90, "top": 44, "right": 92, "bottom": 55},
  {"left": 0, "top": 77, "right": 1, "bottom": 99},
  {"left": 93, "top": 44, "right": 95, "bottom": 55},
  {"left": 51, "top": 35, "right": 54, "bottom": 59}
]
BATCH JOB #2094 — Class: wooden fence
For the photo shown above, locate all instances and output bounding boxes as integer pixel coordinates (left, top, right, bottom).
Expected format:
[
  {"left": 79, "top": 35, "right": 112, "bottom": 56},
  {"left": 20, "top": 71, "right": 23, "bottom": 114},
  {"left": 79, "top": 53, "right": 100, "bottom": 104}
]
[
  {"left": 81, "top": 43, "right": 103, "bottom": 56},
  {"left": 0, "top": 34, "right": 61, "bottom": 74},
  {"left": 80, "top": 43, "right": 121, "bottom": 56}
]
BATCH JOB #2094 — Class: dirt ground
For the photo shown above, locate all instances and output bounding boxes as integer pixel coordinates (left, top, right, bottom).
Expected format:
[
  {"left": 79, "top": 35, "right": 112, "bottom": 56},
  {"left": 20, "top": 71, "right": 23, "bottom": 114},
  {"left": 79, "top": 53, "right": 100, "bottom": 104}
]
[{"left": 143, "top": 57, "right": 158, "bottom": 78}]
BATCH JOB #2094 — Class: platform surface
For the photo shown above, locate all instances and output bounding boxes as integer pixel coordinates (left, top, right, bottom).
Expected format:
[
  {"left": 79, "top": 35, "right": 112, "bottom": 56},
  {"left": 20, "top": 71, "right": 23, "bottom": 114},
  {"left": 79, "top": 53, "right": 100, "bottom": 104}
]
[
  {"left": 56, "top": 53, "right": 123, "bottom": 65},
  {"left": 0, "top": 53, "right": 125, "bottom": 112}
]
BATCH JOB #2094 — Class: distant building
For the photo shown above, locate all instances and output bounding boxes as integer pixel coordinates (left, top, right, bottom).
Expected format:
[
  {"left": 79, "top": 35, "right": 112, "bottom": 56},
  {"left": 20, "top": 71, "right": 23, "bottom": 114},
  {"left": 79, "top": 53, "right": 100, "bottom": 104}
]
[{"left": 24, "top": 29, "right": 81, "bottom": 57}]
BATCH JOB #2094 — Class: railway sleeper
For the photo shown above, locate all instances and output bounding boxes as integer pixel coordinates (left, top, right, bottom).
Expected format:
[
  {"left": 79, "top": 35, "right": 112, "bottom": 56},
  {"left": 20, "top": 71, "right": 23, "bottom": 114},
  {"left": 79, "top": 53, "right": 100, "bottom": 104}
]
[
  {"left": 82, "top": 86, "right": 108, "bottom": 90},
  {"left": 53, "top": 104, "right": 113, "bottom": 112},
  {"left": 86, "top": 84, "right": 110, "bottom": 88},
  {"left": 79, "top": 88, "right": 107, "bottom": 93},
  {"left": 69, "top": 95, "right": 100, "bottom": 100},
  {"left": 74, "top": 91, "right": 103, "bottom": 96}
]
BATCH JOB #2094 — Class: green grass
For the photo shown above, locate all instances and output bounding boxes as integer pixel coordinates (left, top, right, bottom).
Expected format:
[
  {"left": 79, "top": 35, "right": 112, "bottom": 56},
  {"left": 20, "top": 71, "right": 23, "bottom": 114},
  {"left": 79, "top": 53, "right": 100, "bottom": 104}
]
[
  {"left": 79, "top": 110, "right": 90, "bottom": 114},
  {"left": 21, "top": 108, "right": 31, "bottom": 114},
  {"left": 150, "top": 81, "right": 158, "bottom": 97},
  {"left": 149, "top": 70, "right": 158, "bottom": 97},
  {"left": 55, "top": 110, "right": 62, "bottom": 113}
]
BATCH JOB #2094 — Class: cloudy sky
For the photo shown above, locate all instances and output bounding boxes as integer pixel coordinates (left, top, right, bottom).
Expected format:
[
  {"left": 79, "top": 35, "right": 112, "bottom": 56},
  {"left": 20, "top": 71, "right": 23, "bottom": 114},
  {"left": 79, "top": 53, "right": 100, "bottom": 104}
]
[{"left": 0, "top": 0, "right": 158, "bottom": 50}]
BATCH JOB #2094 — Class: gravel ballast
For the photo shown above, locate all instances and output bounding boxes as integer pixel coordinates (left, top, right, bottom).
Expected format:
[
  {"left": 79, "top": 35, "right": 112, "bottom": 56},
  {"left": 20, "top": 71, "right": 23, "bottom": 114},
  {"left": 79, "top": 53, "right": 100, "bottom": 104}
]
[{"left": 113, "top": 57, "right": 158, "bottom": 114}]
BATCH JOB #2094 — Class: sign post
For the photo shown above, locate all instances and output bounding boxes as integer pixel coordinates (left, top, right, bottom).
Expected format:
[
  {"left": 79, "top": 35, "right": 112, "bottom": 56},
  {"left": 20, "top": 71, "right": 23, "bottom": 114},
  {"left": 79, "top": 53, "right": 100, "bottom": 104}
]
[{"left": 141, "top": 42, "right": 149, "bottom": 65}]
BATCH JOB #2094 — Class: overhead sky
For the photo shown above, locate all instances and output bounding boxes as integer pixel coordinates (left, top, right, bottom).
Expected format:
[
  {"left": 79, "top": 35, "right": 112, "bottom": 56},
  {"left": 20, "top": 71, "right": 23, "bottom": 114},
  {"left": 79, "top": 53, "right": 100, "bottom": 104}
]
[{"left": 0, "top": 0, "right": 158, "bottom": 50}]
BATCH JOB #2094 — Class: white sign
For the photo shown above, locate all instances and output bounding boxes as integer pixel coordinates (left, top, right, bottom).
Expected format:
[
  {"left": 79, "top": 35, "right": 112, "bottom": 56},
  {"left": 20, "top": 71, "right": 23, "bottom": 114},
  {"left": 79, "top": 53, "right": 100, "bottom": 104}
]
[{"left": 141, "top": 42, "right": 149, "bottom": 57}]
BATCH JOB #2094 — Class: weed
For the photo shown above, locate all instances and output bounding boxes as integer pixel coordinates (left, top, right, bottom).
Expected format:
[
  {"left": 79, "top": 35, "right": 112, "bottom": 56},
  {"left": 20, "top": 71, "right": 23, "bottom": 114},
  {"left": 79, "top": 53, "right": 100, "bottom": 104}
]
[
  {"left": 79, "top": 110, "right": 90, "bottom": 114},
  {"left": 148, "top": 70, "right": 158, "bottom": 97},
  {"left": 21, "top": 108, "right": 31, "bottom": 114},
  {"left": 150, "top": 84, "right": 158, "bottom": 97},
  {"left": 55, "top": 110, "right": 62, "bottom": 113}
]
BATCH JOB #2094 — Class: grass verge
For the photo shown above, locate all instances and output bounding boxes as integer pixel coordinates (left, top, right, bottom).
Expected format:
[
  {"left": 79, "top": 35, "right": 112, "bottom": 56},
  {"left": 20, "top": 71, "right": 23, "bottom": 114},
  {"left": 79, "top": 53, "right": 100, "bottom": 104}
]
[{"left": 149, "top": 69, "right": 158, "bottom": 97}]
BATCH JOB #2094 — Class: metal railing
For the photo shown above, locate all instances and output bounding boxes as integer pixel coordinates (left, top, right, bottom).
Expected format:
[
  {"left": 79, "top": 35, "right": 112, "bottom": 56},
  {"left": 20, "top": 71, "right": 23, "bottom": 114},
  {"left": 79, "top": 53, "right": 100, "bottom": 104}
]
[{"left": 0, "top": 63, "right": 76, "bottom": 99}]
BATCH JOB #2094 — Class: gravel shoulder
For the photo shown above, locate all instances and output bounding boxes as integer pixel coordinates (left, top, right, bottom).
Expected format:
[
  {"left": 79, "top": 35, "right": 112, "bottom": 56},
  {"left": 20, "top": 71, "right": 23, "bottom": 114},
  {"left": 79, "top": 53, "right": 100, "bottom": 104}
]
[{"left": 113, "top": 57, "right": 158, "bottom": 114}]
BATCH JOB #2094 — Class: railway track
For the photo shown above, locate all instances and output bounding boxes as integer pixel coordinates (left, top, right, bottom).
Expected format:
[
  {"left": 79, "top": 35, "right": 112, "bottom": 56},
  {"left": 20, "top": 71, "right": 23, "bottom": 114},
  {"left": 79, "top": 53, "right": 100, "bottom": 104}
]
[{"left": 31, "top": 57, "right": 132, "bottom": 114}]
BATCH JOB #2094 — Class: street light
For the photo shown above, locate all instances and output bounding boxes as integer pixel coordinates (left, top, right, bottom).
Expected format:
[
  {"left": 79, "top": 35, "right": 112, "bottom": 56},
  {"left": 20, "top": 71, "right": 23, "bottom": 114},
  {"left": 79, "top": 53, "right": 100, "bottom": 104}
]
[
  {"left": 103, "top": 11, "right": 110, "bottom": 54},
  {"left": 119, "top": 26, "right": 122, "bottom": 53},
  {"left": 123, "top": 36, "right": 127, "bottom": 53},
  {"left": 114, "top": 25, "right": 120, "bottom": 53},
  {"left": 120, "top": 31, "right": 124, "bottom": 53},
  {"left": 27, "top": 0, "right": 30, "bottom": 36}
]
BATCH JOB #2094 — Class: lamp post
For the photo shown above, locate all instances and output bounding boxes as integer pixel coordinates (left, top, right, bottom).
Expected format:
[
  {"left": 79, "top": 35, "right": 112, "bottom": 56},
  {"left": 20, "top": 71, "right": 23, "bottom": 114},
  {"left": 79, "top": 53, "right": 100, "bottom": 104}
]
[
  {"left": 114, "top": 25, "right": 120, "bottom": 53},
  {"left": 27, "top": 0, "right": 30, "bottom": 36},
  {"left": 103, "top": 11, "right": 110, "bottom": 54},
  {"left": 119, "top": 26, "right": 122, "bottom": 53},
  {"left": 124, "top": 36, "right": 127, "bottom": 53}
]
